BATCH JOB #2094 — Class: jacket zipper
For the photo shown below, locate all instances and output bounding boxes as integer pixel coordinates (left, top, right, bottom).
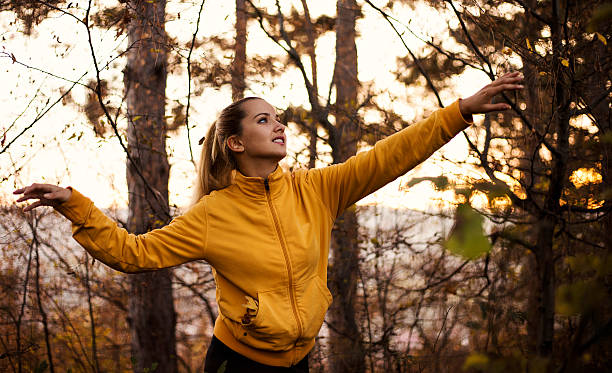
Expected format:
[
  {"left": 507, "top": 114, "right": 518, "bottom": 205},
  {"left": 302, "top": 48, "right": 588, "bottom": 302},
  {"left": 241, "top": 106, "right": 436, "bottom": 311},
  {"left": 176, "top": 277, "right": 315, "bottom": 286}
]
[{"left": 264, "top": 178, "right": 304, "bottom": 341}]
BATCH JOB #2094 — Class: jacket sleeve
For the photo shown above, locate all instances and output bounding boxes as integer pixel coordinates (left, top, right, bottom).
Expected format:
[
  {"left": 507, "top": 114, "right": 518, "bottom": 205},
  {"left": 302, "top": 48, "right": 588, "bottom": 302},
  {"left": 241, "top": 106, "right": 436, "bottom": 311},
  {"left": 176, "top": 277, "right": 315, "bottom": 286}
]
[
  {"left": 306, "top": 100, "right": 472, "bottom": 219},
  {"left": 54, "top": 188, "right": 208, "bottom": 273}
]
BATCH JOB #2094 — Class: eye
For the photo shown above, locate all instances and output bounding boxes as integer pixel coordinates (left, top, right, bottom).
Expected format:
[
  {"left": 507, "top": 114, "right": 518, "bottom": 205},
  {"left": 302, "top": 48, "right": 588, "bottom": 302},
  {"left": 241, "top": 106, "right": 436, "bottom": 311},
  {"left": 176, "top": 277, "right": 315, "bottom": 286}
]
[{"left": 257, "top": 117, "right": 268, "bottom": 124}]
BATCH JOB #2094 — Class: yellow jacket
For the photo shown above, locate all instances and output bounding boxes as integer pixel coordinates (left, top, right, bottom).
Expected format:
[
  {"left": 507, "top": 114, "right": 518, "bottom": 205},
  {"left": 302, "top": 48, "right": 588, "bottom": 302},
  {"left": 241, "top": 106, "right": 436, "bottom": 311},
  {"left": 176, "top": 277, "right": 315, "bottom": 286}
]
[{"left": 55, "top": 100, "right": 471, "bottom": 367}]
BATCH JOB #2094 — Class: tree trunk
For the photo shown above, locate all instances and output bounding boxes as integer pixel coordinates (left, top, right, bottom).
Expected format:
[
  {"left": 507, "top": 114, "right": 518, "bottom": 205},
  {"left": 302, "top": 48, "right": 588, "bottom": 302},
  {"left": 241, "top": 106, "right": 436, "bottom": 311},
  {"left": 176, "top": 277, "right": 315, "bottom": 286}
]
[
  {"left": 328, "top": 1, "right": 365, "bottom": 372},
  {"left": 124, "top": 1, "right": 176, "bottom": 372},
  {"left": 522, "top": 0, "right": 545, "bottom": 358},
  {"left": 232, "top": 0, "right": 247, "bottom": 101},
  {"left": 300, "top": 0, "right": 319, "bottom": 169},
  {"left": 529, "top": 1, "right": 570, "bottom": 364}
]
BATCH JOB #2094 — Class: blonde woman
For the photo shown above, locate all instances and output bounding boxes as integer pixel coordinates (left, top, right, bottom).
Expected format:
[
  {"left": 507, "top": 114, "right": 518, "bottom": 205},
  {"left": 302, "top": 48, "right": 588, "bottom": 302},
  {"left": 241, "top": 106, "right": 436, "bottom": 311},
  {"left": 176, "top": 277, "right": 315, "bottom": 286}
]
[{"left": 15, "top": 72, "right": 523, "bottom": 372}]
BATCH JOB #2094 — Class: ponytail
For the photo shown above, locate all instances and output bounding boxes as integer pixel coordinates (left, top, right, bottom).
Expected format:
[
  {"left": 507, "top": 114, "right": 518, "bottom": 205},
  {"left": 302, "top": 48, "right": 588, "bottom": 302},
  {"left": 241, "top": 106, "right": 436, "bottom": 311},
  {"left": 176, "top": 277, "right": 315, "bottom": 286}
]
[{"left": 191, "top": 97, "right": 260, "bottom": 206}]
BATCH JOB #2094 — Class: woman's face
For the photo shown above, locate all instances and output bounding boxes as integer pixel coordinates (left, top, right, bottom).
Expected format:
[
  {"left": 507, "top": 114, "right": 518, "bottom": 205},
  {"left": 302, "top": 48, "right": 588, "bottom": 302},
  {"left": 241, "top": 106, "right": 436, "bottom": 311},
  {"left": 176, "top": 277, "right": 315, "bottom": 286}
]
[{"left": 234, "top": 98, "right": 287, "bottom": 162}]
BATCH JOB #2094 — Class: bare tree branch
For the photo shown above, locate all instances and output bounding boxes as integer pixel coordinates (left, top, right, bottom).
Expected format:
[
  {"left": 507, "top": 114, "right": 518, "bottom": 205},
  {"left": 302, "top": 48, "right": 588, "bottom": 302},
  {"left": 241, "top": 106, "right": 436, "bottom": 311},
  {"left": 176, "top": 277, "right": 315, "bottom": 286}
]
[
  {"left": 513, "top": 0, "right": 551, "bottom": 25},
  {"left": 185, "top": 0, "right": 207, "bottom": 166},
  {"left": 246, "top": 0, "right": 337, "bottom": 141},
  {"left": 364, "top": 0, "right": 444, "bottom": 108},
  {"left": 0, "top": 74, "right": 84, "bottom": 155},
  {"left": 84, "top": 0, "right": 170, "bottom": 220}
]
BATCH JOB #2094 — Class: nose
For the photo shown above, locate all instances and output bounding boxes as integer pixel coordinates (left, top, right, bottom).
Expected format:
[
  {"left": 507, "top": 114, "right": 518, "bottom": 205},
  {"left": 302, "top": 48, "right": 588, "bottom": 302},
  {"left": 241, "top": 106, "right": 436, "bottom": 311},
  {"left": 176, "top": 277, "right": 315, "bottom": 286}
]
[{"left": 274, "top": 118, "right": 286, "bottom": 132}]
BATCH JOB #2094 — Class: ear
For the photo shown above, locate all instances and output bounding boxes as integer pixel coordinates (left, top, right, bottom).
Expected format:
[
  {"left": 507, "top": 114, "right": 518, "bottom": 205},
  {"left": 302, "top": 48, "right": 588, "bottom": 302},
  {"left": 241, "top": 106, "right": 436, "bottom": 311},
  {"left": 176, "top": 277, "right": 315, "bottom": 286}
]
[{"left": 226, "top": 135, "right": 245, "bottom": 153}]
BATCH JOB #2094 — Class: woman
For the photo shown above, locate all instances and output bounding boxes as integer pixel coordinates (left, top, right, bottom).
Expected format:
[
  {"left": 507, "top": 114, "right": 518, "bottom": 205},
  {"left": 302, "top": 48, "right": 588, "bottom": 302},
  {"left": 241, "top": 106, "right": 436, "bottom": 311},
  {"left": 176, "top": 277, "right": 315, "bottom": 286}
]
[{"left": 14, "top": 72, "right": 523, "bottom": 372}]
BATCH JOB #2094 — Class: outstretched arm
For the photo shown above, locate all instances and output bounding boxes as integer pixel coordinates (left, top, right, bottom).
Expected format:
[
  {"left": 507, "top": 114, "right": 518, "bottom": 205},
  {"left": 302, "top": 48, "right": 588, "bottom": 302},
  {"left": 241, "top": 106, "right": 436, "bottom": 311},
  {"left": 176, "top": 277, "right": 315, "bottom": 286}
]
[
  {"left": 14, "top": 184, "right": 208, "bottom": 273},
  {"left": 306, "top": 72, "right": 523, "bottom": 218}
]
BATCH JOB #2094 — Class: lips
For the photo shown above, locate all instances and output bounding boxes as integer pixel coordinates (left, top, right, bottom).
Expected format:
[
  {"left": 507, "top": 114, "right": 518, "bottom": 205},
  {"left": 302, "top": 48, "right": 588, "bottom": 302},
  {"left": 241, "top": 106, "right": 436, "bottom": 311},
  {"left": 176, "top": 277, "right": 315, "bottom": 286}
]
[{"left": 272, "top": 136, "right": 285, "bottom": 144}]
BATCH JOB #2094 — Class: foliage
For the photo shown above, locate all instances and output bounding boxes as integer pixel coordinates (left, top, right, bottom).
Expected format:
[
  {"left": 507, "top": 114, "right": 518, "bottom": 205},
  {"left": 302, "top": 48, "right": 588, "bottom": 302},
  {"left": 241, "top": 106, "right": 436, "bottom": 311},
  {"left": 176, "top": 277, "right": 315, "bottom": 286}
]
[{"left": 1, "top": 0, "right": 610, "bottom": 372}]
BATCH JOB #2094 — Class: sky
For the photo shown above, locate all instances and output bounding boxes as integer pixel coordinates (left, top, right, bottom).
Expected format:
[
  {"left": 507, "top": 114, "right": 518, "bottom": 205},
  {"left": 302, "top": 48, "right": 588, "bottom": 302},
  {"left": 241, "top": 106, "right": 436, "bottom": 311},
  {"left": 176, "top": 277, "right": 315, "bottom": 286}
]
[{"left": 0, "top": 0, "right": 492, "bottom": 211}]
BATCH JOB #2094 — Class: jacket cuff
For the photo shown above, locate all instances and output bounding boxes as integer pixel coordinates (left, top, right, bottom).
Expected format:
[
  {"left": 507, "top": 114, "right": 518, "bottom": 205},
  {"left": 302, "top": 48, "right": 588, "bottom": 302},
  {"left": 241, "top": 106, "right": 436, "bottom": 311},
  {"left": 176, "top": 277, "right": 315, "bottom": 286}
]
[
  {"left": 54, "top": 187, "right": 92, "bottom": 225},
  {"left": 441, "top": 100, "right": 474, "bottom": 138}
]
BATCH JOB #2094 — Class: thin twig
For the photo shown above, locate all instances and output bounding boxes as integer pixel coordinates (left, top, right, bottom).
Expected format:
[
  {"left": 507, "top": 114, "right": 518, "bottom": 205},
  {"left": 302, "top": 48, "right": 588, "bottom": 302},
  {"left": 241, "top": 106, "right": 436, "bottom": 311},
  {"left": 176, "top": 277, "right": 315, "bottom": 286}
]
[
  {"left": 84, "top": 0, "right": 170, "bottom": 220},
  {"left": 34, "top": 243, "right": 55, "bottom": 373},
  {"left": 364, "top": 0, "right": 444, "bottom": 108},
  {"left": 246, "top": 0, "right": 336, "bottom": 138},
  {"left": 185, "top": 0, "right": 207, "bottom": 166},
  {"left": 0, "top": 73, "right": 85, "bottom": 155},
  {"left": 446, "top": 0, "right": 495, "bottom": 78},
  {"left": 432, "top": 305, "right": 454, "bottom": 353}
]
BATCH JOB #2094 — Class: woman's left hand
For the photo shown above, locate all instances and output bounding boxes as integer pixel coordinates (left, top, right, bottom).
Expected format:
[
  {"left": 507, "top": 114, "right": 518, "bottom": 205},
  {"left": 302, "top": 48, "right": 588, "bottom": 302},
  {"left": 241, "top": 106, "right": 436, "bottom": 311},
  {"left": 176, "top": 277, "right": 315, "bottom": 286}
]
[
  {"left": 459, "top": 71, "right": 524, "bottom": 117},
  {"left": 14, "top": 183, "right": 72, "bottom": 212}
]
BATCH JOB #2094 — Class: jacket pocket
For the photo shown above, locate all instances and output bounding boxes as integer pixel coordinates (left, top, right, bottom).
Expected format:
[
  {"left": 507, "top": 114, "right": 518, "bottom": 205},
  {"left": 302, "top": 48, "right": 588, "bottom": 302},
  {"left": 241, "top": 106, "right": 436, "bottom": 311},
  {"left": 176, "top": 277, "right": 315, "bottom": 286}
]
[
  {"left": 296, "top": 276, "right": 333, "bottom": 342},
  {"left": 229, "top": 287, "right": 299, "bottom": 351}
]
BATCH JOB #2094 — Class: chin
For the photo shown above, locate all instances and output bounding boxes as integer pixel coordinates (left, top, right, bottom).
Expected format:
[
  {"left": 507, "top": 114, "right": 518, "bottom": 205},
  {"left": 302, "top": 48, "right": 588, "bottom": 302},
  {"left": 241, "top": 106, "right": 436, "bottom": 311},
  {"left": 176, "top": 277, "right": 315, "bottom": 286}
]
[{"left": 271, "top": 152, "right": 286, "bottom": 163}]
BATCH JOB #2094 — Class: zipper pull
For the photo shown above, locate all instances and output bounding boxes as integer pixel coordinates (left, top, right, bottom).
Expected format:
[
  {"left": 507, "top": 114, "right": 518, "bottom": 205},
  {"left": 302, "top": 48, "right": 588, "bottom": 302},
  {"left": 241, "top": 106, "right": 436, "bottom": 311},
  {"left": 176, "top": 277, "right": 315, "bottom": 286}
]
[{"left": 264, "top": 178, "right": 270, "bottom": 192}]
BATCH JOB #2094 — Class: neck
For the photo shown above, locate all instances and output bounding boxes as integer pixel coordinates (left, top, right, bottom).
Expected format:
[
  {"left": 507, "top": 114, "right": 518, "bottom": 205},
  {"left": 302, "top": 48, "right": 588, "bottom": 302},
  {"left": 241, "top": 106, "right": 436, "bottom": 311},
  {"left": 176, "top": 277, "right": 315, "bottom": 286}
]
[{"left": 237, "top": 159, "right": 279, "bottom": 179}]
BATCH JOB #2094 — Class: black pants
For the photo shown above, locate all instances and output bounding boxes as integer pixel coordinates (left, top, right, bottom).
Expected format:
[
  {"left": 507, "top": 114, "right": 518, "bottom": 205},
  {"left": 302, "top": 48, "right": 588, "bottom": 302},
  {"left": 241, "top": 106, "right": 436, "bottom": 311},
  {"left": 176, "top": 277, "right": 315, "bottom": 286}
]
[{"left": 204, "top": 335, "right": 309, "bottom": 373}]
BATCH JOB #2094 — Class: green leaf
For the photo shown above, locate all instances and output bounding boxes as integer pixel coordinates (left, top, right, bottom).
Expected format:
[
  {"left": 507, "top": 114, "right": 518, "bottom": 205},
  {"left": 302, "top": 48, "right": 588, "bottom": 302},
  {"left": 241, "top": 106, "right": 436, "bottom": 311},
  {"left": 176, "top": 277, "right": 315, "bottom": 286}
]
[
  {"left": 462, "top": 353, "right": 489, "bottom": 371},
  {"left": 472, "top": 181, "right": 508, "bottom": 200},
  {"left": 444, "top": 204, "right": 491, "bottom": 260},
  {"left": 601, "top": 132, "right": 612, "bottom": 144},
  {"left": 404, "top": 176, "right": 450, "bottom": 191},
  {"left": 556, "top": 280, "right": 606, "bottom": 316},
  {"left": 587, "top": 3, "right": 612, "bottom": 32},
  {"left": 595, "top": 32, "right": 607, "bottom": 45}
]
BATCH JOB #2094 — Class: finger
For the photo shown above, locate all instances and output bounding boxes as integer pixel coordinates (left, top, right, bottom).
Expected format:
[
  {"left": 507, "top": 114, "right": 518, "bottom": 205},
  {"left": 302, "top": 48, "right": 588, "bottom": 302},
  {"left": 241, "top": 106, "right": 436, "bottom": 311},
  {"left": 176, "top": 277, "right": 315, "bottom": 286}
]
[
  {"left": 490, "top": 78, "right": 518, "bottom": 89},
  {"left": 23, "top": 201, "right": 44, "bottom": 212},
  {"left": 503, "top": 71, "right": 521, "bottom": 78},
  {"left": 480, "top": 103, "right": 512, "bottom": 113},
  {"left": 489, "top": 83, "right": 523, "bottom": 95},
  {"left": 16, "top": 190, "right": 50, "bottom": 202},
  {"left": 500, "top": 75, "right": 523, "bottom": 84},
  {"left": 23, "top": 183, "right": 55, "bottom": 196},
  {"left": 13, "top": 188, "right": 25, "bottom": 194},
  {"left": 16, "top": 193, "right": 40, "bottom": 203},
  {"left": 491, "top": 72, "right": 523, "bottom": 86},
  {"left": 499, "top": 71, "right": 521, "bottom": 79}
]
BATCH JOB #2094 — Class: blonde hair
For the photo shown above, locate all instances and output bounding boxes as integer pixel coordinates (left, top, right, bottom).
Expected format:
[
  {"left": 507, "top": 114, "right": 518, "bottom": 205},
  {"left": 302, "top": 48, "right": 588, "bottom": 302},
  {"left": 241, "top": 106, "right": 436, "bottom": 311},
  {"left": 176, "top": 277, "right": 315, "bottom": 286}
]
[{"left": 191, "top": 97, "right": 260, "bottom": 205}]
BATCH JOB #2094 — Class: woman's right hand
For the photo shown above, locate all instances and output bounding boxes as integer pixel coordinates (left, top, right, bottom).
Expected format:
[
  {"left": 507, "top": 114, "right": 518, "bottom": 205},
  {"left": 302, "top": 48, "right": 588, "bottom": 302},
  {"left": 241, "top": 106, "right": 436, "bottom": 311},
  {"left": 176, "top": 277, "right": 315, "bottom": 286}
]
[
  {"left": 13, "top": 183, "right": 72, "bottom": 212},
  {"left": 459, "top": 71, "right": 524, "bottom": 117}
]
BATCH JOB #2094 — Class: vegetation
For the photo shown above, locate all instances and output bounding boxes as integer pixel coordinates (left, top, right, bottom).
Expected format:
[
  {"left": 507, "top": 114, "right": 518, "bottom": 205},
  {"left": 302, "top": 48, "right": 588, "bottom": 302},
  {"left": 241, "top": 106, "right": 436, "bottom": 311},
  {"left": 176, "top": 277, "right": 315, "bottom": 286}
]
[{"left": 1, "top": 1, "right": 609, "bottom": 372}]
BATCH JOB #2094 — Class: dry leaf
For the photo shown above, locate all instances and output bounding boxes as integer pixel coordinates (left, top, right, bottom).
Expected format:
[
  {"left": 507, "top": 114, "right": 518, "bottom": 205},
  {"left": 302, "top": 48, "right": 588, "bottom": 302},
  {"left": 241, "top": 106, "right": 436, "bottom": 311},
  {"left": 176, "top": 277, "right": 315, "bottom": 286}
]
[{"left": 595, "top": 32, "right": 607, "bottom": 45}]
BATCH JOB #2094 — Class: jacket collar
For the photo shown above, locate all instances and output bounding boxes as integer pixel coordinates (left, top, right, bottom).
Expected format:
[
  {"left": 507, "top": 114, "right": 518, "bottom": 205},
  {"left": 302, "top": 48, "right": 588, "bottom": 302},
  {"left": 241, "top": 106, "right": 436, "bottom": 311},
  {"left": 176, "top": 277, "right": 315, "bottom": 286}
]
[{"left": 232, "top": 166, "right": 286, "bottom": 199}]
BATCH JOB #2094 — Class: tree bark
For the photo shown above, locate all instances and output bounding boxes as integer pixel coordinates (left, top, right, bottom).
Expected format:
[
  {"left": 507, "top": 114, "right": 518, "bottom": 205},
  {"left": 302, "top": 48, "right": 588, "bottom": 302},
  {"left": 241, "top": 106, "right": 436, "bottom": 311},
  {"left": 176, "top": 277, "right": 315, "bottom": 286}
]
[
  {"left": 232, "top": 0, "right": 247, "bottom": 101},
  {"left": 522, "top": 0, "right": 545, "bottom": 358},
  {"left": 124, "top": 1, "right": 176, "bottom": 372},
  {"left": 328, "top": 1, "right": 365, "bottom": 372},
  {"left": 300, "top": 0, "right": 319, "bottom": 169},
  {"left": 527, "top": 1, "right": 570, "bottom": 363}
]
